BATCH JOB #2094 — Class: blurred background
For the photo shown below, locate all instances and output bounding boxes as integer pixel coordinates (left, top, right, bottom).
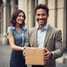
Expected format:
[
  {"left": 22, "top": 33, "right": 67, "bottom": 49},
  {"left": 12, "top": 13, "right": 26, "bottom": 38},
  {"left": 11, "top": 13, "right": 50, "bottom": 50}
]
[{"left": 0, "top": 0, "right": 67, "bottom": 67}]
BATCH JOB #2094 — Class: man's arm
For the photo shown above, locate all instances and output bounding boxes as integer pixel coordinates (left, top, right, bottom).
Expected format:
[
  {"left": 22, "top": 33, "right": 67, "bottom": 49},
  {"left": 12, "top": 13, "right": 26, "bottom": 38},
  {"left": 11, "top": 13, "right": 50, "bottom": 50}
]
[
  {"left": 25, "top": 30, "right": 30, "bottom": 47},
  {"left": 51, "top": 30, "right": 64, "bottom": 59}
]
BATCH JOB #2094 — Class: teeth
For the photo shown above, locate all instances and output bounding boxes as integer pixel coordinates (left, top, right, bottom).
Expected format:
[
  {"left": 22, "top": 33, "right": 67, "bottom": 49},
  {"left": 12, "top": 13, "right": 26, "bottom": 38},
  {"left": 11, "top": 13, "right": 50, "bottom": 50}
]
[{"left": 39, "top": 20, "right": 43, "bottom": 21}]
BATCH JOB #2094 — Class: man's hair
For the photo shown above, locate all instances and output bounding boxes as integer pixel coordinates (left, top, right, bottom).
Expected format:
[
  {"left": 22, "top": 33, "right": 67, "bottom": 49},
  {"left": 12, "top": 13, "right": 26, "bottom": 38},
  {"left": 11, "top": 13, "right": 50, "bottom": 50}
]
[{"left": 35, "top": 4, "right": 49, "bottom": 15}]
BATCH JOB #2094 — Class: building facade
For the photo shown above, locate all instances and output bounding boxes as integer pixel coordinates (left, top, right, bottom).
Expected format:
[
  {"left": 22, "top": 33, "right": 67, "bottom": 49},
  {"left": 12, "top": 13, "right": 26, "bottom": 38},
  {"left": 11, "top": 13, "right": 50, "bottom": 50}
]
[
  {"left": 0, "top": 0, "right": 67, "bottom": 50},
  {"left": 0, "top": 0, "right": 18, "bottom": 44}
]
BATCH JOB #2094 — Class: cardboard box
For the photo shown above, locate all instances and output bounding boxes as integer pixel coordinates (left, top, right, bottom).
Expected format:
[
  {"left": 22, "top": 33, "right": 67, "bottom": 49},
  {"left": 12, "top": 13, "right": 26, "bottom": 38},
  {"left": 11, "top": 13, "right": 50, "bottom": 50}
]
[{"left": 25, "top": 47, "right": 46, "bottom": 65}]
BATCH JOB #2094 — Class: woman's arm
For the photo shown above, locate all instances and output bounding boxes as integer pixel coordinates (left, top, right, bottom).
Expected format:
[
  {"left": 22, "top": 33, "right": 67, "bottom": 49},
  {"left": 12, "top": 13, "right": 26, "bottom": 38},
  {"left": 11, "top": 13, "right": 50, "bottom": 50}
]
[{"left": 8, "top": 33, "right": 25, "bottom": 51}]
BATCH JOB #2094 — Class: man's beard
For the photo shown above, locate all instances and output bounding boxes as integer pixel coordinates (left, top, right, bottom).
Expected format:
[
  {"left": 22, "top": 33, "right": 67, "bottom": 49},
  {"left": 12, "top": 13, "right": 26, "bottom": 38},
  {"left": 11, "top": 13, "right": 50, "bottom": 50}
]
[{"left": 38, "top": 19, "right": 47, "bottom": 26}]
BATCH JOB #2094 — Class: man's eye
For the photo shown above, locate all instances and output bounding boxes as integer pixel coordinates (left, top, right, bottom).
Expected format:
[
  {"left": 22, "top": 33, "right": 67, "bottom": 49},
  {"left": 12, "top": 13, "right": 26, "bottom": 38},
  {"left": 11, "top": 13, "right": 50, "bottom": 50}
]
[
  {"left": 42, "top": 14, "right": 45, "bottom": 16},
  {"left": 37, "top": 14, "right": 40, "bottom": 16}
]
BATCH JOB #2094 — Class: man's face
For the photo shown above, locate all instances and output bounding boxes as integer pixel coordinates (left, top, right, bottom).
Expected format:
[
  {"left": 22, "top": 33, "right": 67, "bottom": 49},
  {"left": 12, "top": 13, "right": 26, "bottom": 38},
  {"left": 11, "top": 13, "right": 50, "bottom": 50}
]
[{"left": 36, "top": 9, "right": 49, "bottom": 26}]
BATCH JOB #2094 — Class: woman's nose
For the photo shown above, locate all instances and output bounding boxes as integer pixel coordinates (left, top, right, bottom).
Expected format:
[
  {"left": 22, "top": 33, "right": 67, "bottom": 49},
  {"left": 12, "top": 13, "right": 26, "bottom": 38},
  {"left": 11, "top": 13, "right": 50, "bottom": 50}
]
[{"left": 21, "top": 16, "right": 24, "bottom": 20}]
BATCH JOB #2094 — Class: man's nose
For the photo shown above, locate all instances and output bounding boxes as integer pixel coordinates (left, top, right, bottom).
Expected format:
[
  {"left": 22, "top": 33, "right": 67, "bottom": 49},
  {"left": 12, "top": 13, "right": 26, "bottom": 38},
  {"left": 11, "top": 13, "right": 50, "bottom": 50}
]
[{"left": 39, "top": 15, "right": 43, "bottom": 19}]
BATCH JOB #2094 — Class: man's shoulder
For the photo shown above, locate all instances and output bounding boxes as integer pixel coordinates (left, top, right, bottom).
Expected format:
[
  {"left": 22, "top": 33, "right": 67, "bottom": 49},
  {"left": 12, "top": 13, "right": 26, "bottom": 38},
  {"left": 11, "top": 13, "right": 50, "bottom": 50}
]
[
  {"left": 27, "top": 27, "right": 36, "bottom": 35},
  {"left": 28, "top": 27, "right": 36, "bottom": 31},
  {"left": 48, "top": 24, "right": 60, "bottom": 31},
  {"left": 48, "top": 24, "right": 62, "bottom": 34}
]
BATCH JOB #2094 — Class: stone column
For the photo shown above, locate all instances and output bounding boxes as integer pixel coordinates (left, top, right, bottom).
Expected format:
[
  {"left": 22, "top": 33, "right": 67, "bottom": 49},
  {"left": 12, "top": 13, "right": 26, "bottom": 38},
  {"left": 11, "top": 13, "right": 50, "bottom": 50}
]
[
  {"left": 38, "top": 0, "right": 46, "bottom": 4},
  {"left": 2, "top": 0, "right": 7, "bottom": 45},
  {"left": 18, "top": 0, "right": 25, "bottom": 10},
  {"left": 11, "top": 0, "right": 16, "bottom": 14},
  {"left": 57, "top": 0, "right": 66, "bottom": 49},
  {"left": 28, "top": 0, "right": 35, "bottom": 28}
]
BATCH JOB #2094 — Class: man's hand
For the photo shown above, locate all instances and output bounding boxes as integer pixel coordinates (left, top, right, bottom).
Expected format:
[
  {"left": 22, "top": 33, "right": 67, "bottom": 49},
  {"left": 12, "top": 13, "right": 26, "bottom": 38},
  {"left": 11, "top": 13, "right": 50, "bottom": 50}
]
[
  {"left": 23, "top": 47, "right": 27, "bottom": 56},
  {"left": 44, "top": 48, "right": 51, "bottom": 60},
  {"left": 23, "top": 47, "right": 29, "bottom": 56}
]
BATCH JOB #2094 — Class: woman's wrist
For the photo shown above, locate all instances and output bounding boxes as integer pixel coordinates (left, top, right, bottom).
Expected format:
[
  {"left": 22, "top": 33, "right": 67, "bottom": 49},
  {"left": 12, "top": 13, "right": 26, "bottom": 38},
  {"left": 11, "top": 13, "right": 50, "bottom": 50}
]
[
  {"left": 21, "top": 47, "right": 26, "bottom": 50},
  {"left": 21, "top": 47, "right": 24, "bottom": 50}
]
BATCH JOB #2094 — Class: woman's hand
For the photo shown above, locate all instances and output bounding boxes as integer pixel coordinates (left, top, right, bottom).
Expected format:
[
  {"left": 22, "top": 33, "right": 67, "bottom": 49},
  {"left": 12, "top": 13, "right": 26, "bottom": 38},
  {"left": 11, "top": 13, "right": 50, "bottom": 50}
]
[{"left": 21, "top": 47, "right": 26, "bottom": 50}]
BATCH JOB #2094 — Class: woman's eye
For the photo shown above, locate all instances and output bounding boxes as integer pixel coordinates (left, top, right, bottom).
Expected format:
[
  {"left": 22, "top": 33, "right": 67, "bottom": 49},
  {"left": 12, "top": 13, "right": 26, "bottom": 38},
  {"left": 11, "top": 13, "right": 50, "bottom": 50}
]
[{"left": 18, "top": 15, "right": 22, "bottom": 17}]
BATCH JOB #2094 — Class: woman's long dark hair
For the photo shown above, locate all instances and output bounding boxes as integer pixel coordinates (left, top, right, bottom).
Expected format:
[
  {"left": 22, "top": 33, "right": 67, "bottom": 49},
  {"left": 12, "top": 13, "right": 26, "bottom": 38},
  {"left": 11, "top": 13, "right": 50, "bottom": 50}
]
[{"left": 10, "top": 9, "right": 26, "bottom": 28}]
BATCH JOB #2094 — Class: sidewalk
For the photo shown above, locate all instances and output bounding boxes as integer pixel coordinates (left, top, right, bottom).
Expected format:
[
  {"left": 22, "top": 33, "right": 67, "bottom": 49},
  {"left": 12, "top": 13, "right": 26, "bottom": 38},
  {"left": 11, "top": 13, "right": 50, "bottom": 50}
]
[
  {"left": 0, "top": 45, "right": 11, "bottom": 67},
  {"left": 56, "top": 51, "right": 67, "bottom": 63},
  {"left": 0, "top": 45, "right": 67, "bottom": 67}
]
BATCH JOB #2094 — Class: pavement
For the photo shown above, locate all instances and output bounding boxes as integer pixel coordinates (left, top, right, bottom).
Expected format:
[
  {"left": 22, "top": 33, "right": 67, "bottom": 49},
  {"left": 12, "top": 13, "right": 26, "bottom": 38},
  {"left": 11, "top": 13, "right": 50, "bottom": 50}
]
[
  {"left": 0, "top": 45, "right": 11, "bottom": 67},
  {"left": 0, "top": 44, "right": 67, "bottom": 67}
]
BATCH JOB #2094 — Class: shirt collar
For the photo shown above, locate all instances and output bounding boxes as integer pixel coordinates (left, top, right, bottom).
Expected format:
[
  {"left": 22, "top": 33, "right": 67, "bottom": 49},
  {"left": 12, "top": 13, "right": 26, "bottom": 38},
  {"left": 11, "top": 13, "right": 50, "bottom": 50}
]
[
  {"left": 22, "top": 26, "right": 27, "bottom": 31},
  {"left": 37, "top": 23, "right": 48, "bottom": 31},
  {"left": 13, "top": 26, "right": 27, "bottom": 31}
]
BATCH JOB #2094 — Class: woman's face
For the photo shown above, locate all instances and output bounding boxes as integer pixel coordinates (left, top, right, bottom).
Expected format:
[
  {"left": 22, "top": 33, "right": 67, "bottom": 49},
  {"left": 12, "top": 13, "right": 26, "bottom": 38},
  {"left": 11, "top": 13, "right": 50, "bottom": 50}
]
[{"left": 16, "top": 12, "right": 25, "bottom": 24}]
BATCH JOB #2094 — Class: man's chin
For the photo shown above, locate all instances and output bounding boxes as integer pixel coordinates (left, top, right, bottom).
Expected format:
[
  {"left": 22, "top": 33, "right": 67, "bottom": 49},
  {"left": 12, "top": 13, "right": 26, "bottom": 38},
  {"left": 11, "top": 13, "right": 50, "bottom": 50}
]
[{"left": 39, "top": 22, "right": 47, "bottom": 25}]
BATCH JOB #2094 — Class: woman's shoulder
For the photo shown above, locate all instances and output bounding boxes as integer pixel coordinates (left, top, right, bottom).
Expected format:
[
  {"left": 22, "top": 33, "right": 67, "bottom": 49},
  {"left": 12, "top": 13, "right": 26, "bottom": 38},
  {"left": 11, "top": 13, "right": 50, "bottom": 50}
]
[
  {"left": 8, "top": 26, "right": 16, "bottom": 33},
  {"left": 8, "top": 26, "right": 15, "bottom": 30}
]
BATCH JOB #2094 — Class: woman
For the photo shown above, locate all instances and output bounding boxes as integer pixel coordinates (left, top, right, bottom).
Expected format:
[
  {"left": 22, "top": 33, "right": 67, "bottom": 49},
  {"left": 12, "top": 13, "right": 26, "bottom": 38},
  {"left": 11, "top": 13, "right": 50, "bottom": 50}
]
[{"left": 7, "top": 9, "right": 27, "bottom": 67}]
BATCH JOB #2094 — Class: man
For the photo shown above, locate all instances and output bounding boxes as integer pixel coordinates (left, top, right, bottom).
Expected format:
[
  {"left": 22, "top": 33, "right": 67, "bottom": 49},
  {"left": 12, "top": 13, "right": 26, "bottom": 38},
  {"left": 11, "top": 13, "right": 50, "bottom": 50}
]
[{"left": 25, "top": 4, "right": 63, "bottom": 67}]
